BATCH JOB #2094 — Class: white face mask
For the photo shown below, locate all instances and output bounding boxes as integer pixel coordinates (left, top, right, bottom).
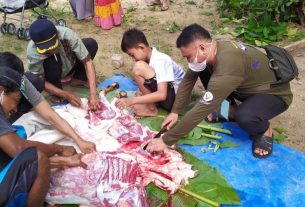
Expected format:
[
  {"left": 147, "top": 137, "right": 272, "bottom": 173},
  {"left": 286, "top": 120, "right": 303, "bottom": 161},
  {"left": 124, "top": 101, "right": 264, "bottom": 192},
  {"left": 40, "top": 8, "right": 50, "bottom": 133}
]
[
  {"left": 0, "top": 91, "right": 4, "bottom": 105},
  {"left": 188, "top": 40, "right": 213, "bottom": 72}
]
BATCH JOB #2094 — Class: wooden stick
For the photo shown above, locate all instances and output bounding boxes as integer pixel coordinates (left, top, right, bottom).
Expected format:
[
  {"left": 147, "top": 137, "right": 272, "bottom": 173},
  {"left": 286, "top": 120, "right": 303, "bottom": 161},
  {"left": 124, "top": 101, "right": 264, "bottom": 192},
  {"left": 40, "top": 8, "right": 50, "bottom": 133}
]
[{"left": 179, "top": 188, "right": 220, "bottom": 207}]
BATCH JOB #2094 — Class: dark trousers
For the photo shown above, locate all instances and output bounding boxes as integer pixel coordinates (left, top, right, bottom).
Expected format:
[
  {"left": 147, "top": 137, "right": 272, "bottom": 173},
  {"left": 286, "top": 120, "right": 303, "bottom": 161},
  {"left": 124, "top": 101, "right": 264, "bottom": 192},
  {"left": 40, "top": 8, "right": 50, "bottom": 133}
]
[
  {"left": 234, "top": 94, "right": 288, "bottom": 140},
  {"left": 43, "top": 38, "right": 98, "bottom": 89}
]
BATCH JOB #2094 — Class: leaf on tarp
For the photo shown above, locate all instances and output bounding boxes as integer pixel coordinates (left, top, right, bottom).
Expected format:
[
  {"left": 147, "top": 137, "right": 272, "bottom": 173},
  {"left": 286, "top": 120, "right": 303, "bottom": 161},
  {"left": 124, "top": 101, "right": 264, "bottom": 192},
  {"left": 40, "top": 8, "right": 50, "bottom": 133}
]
[
  {"left": 146, "top": 150, "right": 240, "bottom": 207},
  {"left": 178, "top": 137, "right": 210, "bottom": 145},
  {"left": 219, "top": 141, "right": 238, "bottom": 148},
  {"left": 171, "top": 191, "right": 213, "bottom": 207},
  {"left": 181, "top": 150, "right": 241, "bottom": 205},
  {"left": 137, "top": 117, "right": 163, "bottom": 132},
  {"left": 273, "top": 134, "right": 288, "bottom": 143},
  {"left": 184, "top": 127, "right": 203, "bottom": 140},
  {"left": 273, "top": 127, "right": 287, "bottom": 134},
  {"left": 146, "top": 183, "right": 169, "bottom": 203}
]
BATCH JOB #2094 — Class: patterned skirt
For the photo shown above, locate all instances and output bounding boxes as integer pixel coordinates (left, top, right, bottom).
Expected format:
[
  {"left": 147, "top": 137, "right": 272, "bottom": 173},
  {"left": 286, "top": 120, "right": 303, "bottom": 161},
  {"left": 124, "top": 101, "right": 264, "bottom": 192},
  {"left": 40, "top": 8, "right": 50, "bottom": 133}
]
[{"left": 94, "top": 0, "right": 123, "bottom": 30}]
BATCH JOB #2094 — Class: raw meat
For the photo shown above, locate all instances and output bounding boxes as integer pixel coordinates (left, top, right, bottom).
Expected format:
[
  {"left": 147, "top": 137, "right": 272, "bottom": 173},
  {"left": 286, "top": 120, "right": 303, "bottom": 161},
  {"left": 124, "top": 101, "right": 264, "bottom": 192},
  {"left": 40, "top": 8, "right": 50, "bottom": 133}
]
[
  {"left": 47, "top": 152, "right": 148, "bottom": 207},
  {"left": 27, "top": 92, "right": 198, "bottom": 205}
]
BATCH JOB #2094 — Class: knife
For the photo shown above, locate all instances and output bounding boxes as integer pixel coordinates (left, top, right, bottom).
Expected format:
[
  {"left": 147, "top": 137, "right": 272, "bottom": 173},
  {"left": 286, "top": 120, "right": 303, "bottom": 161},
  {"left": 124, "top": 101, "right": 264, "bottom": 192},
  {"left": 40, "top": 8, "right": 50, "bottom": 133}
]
[{"left": 143, "top": 123, "right": 169, "bottom": 150}]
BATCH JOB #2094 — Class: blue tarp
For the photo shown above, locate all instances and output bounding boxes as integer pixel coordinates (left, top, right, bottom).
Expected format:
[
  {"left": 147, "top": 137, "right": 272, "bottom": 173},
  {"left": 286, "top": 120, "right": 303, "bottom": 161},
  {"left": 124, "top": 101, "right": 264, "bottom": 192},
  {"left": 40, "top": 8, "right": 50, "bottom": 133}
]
[
  {"left": 180, "top": 122, "right": 305, "bottom": 207},
  {"left": 98, "top": 73, "right": 138, "bottom": 91}
]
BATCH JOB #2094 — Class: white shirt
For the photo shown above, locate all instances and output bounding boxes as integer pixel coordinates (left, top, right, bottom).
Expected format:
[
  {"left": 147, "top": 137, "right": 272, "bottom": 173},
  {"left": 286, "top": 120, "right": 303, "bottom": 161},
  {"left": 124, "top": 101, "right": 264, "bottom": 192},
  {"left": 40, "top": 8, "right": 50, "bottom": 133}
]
[{"left": 149, "top": 47, "right": 185, "bottom": 93}]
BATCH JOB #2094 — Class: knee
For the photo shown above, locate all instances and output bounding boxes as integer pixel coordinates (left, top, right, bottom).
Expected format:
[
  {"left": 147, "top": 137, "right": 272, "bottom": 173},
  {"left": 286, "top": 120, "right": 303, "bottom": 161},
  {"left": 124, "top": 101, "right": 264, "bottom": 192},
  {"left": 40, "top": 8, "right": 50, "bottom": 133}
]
[
  {"left": 132, "top": 61, "right": 148, "bottom": 76},
  {"left": 82, "top": 38, "right": 98, "bottom": 58},
  {"left": 235, "top": 107, "right": 255, "bottom": 126}
]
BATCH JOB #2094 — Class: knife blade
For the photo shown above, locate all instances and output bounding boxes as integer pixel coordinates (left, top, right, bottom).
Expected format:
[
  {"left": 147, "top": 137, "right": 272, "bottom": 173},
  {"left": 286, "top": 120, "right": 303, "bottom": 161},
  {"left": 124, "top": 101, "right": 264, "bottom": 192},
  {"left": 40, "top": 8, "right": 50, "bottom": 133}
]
[{"left": 143, "top": 123, "right": 169, "bottom": 150}]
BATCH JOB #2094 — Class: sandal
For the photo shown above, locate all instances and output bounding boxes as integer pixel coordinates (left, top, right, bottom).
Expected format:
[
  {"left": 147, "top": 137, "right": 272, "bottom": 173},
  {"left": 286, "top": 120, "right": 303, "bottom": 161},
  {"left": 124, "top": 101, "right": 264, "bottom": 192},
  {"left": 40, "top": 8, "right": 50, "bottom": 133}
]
[
  {"left": 252, "top": 135, "right": 273, "bottom": 159},
  {"left": 49, "top": 95, "right": 68, "bottom": 105}
]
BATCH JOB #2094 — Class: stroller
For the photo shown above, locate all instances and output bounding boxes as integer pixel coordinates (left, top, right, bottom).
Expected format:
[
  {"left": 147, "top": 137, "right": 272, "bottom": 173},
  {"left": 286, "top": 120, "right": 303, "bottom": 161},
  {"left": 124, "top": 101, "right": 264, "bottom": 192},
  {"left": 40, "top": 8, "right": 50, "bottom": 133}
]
[{"left": 0, "top": 0, "right": 66, "bottom": 40}]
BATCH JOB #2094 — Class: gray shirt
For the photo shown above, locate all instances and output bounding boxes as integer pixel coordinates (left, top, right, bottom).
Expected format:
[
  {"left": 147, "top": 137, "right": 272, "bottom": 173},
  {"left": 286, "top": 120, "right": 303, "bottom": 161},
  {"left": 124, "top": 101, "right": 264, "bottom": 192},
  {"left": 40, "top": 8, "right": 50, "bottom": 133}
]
[{"left": 22, "top": 76, "right": 44, "bottom": 107}]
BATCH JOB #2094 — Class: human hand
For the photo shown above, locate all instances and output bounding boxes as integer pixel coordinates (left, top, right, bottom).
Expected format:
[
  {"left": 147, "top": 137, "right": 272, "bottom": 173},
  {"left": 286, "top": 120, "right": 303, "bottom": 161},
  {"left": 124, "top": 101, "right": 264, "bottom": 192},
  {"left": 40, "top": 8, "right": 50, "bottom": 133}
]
[
  {"left": 146, "top": 138, "right": 168, "bottom": 153},
  {"left": 58, "top": 145, "right": 77, "bottom": 157},
  {"left": 77, "top": 139, "right": 96, "bottom": 154},
  {"left": 161, "top": 113, "right": 178, "bottom": 129},
  {"left": 115, "top": 98, "right": 132, "bottom": 110},
  {"left": 64, "top": 154, "right": 87, "bottom": 169},
  {"left": 88, "top": 94, "right": 100, "bottom": 110},
  {"left": 66, "top": 92, "right": 82, "bottom": 107}
]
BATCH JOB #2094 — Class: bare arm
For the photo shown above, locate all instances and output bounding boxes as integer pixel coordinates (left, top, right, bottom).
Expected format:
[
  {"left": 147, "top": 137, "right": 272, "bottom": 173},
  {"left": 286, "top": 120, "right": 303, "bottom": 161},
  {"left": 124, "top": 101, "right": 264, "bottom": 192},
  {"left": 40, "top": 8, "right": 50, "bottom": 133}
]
[
  {"left": 84, "top": 59, "right": 99, "bottom": 110},
  {"left": 33, "top": 100, "right": 96, "bottom": 153},
  {"left": 0, "top": 132, "right": 63, "bottom": 158},
  {"left": 49, "top": 154, "right": 87, "bottom": 169},
  {"left": 115, "top": 82, "right": 168, "bottom": 108},
  {"left": 0, "top": 131, "right": 86, "bottom": 169}
]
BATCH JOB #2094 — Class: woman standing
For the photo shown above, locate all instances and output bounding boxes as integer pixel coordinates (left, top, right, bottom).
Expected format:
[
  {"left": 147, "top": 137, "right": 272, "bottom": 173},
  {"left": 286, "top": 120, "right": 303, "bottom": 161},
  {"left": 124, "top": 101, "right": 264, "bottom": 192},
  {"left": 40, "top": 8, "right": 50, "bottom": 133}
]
[
  {"left": 69, "top": 0, "right": 94, "bottom": 20},
  {"left": 94, "top": 0, "right": 123, "bottom": 30}
]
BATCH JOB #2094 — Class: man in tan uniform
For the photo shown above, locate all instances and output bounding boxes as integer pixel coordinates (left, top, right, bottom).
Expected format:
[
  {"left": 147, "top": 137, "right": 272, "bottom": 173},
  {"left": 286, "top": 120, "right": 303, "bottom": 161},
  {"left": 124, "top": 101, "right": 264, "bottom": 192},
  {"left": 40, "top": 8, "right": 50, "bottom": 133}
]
[{"left": 146, "top": 24, "right": 293, "bottom": 159}]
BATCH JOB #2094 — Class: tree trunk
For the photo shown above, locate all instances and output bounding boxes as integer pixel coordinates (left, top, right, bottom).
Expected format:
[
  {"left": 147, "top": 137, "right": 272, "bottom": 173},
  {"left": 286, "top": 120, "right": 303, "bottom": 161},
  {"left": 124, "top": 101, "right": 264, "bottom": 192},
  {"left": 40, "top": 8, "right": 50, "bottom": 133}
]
[{"left": 296, "top": 0, "right": 305, "bottom": 27}]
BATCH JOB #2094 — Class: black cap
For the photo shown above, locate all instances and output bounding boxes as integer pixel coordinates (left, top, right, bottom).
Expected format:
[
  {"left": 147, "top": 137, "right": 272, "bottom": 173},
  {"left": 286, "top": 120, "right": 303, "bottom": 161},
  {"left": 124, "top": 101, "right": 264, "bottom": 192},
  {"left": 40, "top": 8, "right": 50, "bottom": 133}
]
[
  {"left": 29, "top": 19, "right": 59, "bottom": 54},
  {"left": 0, "top": 66, "right": 28, "bottom": 99}
]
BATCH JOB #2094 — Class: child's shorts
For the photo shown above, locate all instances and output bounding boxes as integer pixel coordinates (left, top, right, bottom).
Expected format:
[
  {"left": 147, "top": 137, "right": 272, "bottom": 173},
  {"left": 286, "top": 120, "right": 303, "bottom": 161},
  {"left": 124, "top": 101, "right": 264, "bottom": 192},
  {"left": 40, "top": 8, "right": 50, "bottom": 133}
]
[
  {"left": 0, "top": 147, "right": 38, "bottom": 206},
  {"left": 144, "top": 76, "right": 175, "bottom": 111}
]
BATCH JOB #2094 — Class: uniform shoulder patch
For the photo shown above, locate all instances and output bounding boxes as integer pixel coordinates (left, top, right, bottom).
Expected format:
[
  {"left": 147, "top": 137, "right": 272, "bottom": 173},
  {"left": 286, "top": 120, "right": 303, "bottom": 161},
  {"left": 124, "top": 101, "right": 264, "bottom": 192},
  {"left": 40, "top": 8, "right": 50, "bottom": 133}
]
[{"left": 200, "top": 91, "right": 213, "bottom": 104}]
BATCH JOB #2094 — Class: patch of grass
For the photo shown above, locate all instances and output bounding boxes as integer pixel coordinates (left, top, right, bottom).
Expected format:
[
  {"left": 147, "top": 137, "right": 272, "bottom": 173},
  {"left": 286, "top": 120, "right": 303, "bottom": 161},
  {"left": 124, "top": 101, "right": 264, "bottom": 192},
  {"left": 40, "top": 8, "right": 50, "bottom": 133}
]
[
  {"left": 292, "top": 31, "right": 305, "bottom": 41},
  {"left": 165, "top": 21, "right": 181, "bottom": 33},
  {"left": 125, "top": 5, "right": 137, "bottom": 14},
  {"left": 33, "top": 5, "right": 70, "bottom": 19},
  {"left": 14, "top": 44, "right": 23, "bottom": 55},
  {"left": 153, "top": 39, "right": 173, "bottom": 56},
  {"left": 124, "top": 15, "right": 159, "bottom": 27},
  {"left": 201, "top": 11, "right": 213, "bottom": 16},
  {"left": 186, "top": 0, "right": 196, "bottom": 5}
]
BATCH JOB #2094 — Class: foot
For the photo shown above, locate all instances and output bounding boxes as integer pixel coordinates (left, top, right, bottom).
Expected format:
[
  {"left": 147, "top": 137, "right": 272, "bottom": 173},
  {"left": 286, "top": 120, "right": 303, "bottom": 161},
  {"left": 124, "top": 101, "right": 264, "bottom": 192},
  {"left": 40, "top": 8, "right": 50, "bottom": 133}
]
[
  {"left": 252, "top": 135, "right": 273, "bottom": 158},
  {"left": 70, "top": 78, "right": 89, "bottom": 88},
  {"left": 161, "top": 0, "right": 169, "bottom": 11},
  {"left": 61, "top": 75, "right": 73, "bottom": 84},
  {"left": 49, "top": 95, "right": 65, "bottom": 104},
  {"left": 161, "top": 4, "right": 169, "bottom": 11},
  {"left": 130, "top": 104, "right": 158, "bottom": 118},
  {"left": 147, "top": 0, "right": 161, "bottom": 6}
]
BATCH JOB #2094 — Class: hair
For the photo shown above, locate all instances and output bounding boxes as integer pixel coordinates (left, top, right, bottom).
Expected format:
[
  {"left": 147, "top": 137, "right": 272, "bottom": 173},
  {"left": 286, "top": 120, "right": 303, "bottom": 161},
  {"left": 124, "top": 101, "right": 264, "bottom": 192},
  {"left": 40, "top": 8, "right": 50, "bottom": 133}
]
[
  {"left": 121, "top": 28, "right": 149, "bottom": 53},
  {"left": 176, "top": 24, "right": 211, "bottom": 48},
  {"left": 0, "top": 66, "right": 22, "bottom": 94},
  {"left": 0, "top": 79, "right": 19, "bottom": 94},
  {"left": 0, "top": 52, "right": 24, "bottom": 74}
]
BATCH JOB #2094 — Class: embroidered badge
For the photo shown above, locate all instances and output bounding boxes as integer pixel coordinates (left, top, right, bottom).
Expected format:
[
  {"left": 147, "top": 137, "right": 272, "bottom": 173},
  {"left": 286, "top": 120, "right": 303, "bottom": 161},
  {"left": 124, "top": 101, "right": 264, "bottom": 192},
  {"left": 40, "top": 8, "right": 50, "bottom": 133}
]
[
  {"left": 200, "top": 91, "right": 213, "bottom": 104},
  {"left": 251, "top": 60, "right": 261, "bottom": 69}
]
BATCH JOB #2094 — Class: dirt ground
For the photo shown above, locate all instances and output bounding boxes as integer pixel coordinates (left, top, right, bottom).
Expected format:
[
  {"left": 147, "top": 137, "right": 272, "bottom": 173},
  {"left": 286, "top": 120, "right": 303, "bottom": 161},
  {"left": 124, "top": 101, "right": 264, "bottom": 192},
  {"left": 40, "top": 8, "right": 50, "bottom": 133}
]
[{"left": 0, "top": 0, "right": 304, "bottom": 152}]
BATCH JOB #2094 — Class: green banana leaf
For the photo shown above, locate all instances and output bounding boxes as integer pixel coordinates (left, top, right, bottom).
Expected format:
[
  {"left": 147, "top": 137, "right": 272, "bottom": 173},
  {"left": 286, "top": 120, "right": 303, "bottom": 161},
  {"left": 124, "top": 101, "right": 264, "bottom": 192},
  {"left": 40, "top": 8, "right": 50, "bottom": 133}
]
[{"left": 146, "top": 150, "right": 240, "bottom": 206}]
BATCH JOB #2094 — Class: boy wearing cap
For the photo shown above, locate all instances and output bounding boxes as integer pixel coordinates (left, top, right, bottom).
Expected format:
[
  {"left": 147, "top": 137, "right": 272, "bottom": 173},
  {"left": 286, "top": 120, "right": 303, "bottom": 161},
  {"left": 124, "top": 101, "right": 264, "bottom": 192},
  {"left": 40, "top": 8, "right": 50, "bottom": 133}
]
[{"left": 27, "top": 19, "right": 100, "bottom": 110}]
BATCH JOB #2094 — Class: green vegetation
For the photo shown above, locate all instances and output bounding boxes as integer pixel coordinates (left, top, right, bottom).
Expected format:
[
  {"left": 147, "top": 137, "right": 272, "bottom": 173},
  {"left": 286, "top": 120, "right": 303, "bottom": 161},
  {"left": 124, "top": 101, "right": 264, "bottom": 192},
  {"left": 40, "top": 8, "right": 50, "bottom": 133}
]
[{"left": 216, "top": 0, "right": 305, "bottom": 45}]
